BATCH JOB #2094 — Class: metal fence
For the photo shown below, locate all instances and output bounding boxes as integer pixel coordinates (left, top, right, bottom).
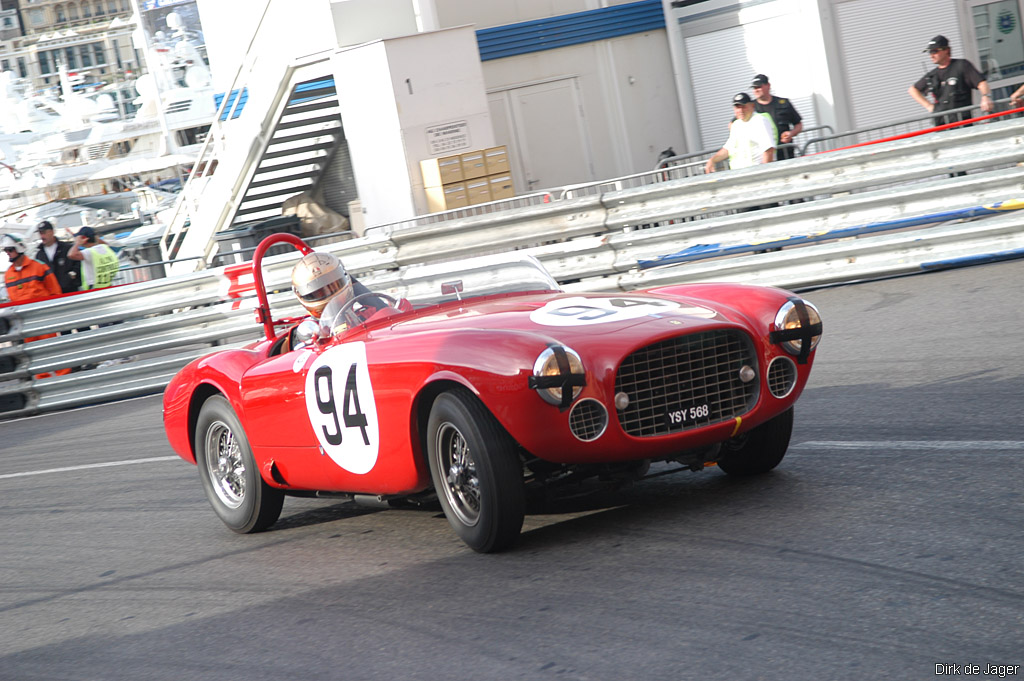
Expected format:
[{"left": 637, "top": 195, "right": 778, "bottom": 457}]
[{"left": 3, "top": 115, "right": 1024, "bottom": 419}]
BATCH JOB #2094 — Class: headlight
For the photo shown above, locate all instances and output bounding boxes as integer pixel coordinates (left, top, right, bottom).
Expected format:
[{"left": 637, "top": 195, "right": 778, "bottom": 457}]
[
  {"left": 529, "top": 345, "right": 586, "bottom": 408},
  {"left": 772, "top": 299, "right": 822, "bottom": 360}
]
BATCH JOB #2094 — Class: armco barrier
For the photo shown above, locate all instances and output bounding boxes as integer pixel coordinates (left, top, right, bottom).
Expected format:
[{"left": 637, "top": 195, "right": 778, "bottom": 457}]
[
  {"left": 3, "top": 118, "right": 1024, "bottom": 419},
  {"left": 525, "top": 166, "right": 1024, "bottom": 283}
]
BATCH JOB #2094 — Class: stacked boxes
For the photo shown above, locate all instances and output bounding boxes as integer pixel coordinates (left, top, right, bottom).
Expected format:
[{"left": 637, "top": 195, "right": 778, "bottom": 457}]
[{"left": 422, "top": 145, "right": 515, "bottom": 212}]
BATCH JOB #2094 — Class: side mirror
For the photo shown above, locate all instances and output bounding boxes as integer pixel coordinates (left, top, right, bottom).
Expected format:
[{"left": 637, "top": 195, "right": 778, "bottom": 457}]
[
  {"left": 441, "top": 280, "right": 464, "bottom": 300},
  {"left": 293, "top": 319, "right": 321, "bottom": 350}
]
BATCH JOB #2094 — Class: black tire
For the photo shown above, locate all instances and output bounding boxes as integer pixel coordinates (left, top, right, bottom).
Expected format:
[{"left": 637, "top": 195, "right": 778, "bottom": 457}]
[
  {"left": 194, "top": 395, "right": 285, "bottom": 533},
  {"left": 426, "top": 389, "right": 525, "bottom": 553},
  {"left": 717, "top": 408, "right": 794, "bottom": 476}
]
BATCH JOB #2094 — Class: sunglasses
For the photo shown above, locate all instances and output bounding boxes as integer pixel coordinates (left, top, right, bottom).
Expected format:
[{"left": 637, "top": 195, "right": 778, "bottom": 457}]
[
  {"left": 3, "top": 247, "right": 18, "bottom": 253},
  {"left": 928, "top": 48, "right": 944, "bottom": 54}
]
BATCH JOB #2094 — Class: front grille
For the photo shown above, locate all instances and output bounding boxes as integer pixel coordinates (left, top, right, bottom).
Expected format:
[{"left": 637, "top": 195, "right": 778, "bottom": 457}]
[
  {"left": 569, "top": 399, "right": 608, "bottom": 441},
  {"left": 767, "top": 356, "right": 797, "bottom": 398},
  {"left": 615, "top": 329, "right": 758, "bottom": 437}
]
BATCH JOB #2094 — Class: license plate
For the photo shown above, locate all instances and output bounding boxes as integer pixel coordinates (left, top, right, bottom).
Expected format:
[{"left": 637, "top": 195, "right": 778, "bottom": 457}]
[{"left": 664, "top": 403, "right": 710, "bottom": 428}]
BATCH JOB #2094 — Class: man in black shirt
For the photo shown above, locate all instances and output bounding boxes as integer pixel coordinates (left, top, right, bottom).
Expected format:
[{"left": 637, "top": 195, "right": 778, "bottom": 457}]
[
  {"left": 32, "top": 221, "right": 81, "bottom": 294},
  {"left": 909, "top": 35, "right": 992, "bottom": 126},
  {"left": 752, "top": 74, "right": 803, "bottom": 161}
]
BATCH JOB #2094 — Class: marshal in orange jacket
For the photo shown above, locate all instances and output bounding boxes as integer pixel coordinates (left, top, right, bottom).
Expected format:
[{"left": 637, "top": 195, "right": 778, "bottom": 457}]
[{"left": 4, "top": 256, "right": 62, "bottom": 303}]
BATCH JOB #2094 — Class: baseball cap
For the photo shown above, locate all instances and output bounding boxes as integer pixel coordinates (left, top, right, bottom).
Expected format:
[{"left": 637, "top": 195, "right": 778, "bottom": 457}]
[
  {"left": 37, "top": 220, "right": 54, "bottom": 232},
  {"left": 733, "top": 92, "right": 752, "bottom": 105},
  {"left": 77, "top": 226, "right": 96, "bottom": 239},
  {"left": 924, "top": 35, "right": 949, "bottom": 52},
  {"left": 751, "top": 74, "right": 769, "bottom": 87}
]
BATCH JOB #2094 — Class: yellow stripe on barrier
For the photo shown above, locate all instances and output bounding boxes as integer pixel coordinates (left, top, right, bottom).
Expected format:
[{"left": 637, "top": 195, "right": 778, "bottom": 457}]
[{"left": 986, "top": 199, "right": 1024, "bottom": 211}]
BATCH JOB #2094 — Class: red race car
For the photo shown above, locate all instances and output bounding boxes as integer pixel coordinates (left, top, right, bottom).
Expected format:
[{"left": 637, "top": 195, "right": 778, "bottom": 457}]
[{"left": 163, "top": 234, "right": 821, "bottom": 552}]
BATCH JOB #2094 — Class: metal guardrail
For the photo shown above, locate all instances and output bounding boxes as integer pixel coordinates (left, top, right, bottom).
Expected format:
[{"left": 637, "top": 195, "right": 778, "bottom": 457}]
[
  {"left": 3, "top": 116, "right": 1024, "bottom": 419},
  {"left": 799, "top": 98, "right": 1020, "bottom": 155}
]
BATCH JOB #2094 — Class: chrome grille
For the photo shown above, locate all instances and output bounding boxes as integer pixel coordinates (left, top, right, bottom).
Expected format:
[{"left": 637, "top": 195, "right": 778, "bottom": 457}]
[
  {"left": 767, "top": 356, "right": 797, "bottom": 398},
  {"left": 569, "top": 399, "right": 608, "bottom": 442},
  {"left": 615, "top": 329, "right": 758, "bottom": 437}
]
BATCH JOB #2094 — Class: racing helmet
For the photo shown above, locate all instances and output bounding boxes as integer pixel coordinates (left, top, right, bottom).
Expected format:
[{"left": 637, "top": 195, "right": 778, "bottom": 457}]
[
  {"left": 291, "top": 251, "right": 353, "bottom": 317},
  {"left": 1, "top": 233, "right": 26, "bottom": 255}
]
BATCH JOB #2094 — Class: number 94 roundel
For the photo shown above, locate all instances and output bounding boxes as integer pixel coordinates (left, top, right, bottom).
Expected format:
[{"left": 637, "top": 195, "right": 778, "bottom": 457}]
[{"left": 304, "top": 341, "right": 380, "bottom": 474}]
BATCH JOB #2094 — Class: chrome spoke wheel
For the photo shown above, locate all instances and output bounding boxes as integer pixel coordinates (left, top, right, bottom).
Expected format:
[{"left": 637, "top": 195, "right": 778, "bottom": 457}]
[
  {"left": 435, "top": 422, "right": 481, "bottom": 527},
  {"left": 204, "top": 420, "right": 246, "bottom": 509}
]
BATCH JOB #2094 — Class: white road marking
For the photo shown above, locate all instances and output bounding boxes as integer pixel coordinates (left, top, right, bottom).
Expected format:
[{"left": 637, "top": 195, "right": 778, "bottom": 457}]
[
  {"left": 0, "top": 456, "right": 180, "bottom": 480},
  {"left": 792, "top": 441, "right": 1024, "bottom": 451}
]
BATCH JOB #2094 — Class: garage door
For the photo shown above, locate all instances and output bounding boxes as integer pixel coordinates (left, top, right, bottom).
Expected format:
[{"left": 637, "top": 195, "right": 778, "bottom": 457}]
[
  {"left": 834, "top": 0, "right": 963, "bottom": 129},
  {"left": 685, "top": 15, "right": 819, "bottom": 151}
]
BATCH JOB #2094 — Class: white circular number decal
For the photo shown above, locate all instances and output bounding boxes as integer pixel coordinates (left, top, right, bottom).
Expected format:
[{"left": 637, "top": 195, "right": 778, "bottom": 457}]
[
  {"left": 530, "top": 296, "right": 715, "bottom": 326},
  {"left": 304, "top": 342, "right": 379, "bottom": 474}
]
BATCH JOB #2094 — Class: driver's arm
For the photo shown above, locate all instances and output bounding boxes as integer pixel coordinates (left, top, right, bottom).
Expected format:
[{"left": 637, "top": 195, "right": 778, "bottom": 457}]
[{"left": 352, "top": 277, "right": 388, "bottom": 310}]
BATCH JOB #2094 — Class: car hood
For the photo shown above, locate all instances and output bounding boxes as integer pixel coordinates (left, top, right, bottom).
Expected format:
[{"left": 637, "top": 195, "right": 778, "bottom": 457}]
[{"left": 377, "top": 290, "right": 741, "bottom": 339}]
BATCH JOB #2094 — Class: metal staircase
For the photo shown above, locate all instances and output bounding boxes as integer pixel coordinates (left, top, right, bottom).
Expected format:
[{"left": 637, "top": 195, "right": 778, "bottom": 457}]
[
  {"left": 228, "top": 76, "right": 343, "bottom": 227},
  {"left": 159, "top": 25, "right": 347, "bottom": 274}
]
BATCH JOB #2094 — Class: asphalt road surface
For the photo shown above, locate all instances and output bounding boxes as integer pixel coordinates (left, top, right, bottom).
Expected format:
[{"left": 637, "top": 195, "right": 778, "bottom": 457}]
[{"left": 2, "top": 260, "right": 1022, "bottom": 681}]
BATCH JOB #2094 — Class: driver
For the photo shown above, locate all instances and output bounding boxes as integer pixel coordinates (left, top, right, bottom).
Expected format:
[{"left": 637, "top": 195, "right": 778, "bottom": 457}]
[{"left": 278, "top": 251, "right": 388, "bottom": 353}]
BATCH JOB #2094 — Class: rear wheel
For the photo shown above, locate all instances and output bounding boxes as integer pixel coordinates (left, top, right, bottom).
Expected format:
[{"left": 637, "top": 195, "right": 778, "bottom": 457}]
[
  {"left": 717, "top": 408, "right": 794, "bottom": 476},
  {"left": 427, "top": 389, "right": 525, "bottom": 553},
  {"left": 195, "top": 396, "right": 284, "bottom": 533}
]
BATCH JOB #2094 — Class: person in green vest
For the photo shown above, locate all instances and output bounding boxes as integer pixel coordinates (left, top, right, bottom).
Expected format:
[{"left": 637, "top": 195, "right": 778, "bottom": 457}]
[{"left": 68, "top": 226, "right": 120, "bottom": 290}]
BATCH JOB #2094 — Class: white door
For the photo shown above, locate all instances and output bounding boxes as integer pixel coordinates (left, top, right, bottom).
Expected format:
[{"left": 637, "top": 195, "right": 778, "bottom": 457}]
[{"left": 488, "top": 78, "right": 596, "bottom": 192}]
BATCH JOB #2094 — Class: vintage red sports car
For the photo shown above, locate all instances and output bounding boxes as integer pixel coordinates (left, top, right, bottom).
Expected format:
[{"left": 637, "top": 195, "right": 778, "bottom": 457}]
[{"left": 163, "top": 233, "right": 822, "bottom": 552}]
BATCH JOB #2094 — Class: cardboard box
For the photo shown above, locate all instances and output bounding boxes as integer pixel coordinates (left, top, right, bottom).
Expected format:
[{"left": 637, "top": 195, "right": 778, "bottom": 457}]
[
  {"left": 465, "top": 178, "right": 492, "bottom": 205},
  {"left": 460, "top": 150, "right": 487, "bottom": 180},
  {"left": 420, "top": 155, "right": 464, "bottom": 187},
  {"left": 488, "top": 173, "right": 514, "bottom": 200},
  {"left": 426, "top": 181, "right": 468, "bottom": 212},
  {"left": 484, "top": 146, "right": 510, "bottom": 175}
]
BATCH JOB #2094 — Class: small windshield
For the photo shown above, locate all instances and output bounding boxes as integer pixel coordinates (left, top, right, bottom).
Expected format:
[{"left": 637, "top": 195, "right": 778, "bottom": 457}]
[
  {"left": 319, "top": 291, "right": 401, "bottom": 337},
  {"left": 315, "top": 254, "right": 560, "bottom": 336},
  {"left": 395, "top": 253, "right": 559, "bottom": 307}
]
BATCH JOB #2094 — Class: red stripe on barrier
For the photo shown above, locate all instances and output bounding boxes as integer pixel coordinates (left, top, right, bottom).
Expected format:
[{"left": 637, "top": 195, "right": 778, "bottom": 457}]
[{"left": 812, "top": 107, "right": 1024, "bottom": 156}]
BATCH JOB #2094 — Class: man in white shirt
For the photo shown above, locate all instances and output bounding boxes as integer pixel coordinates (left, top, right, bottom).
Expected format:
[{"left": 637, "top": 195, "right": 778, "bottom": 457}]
[{"left": 705, "top": 92, "right": 777, "bottom": 173}]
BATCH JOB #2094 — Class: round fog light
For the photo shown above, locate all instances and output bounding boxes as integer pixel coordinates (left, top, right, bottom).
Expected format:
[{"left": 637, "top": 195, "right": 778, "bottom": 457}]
[
  {"left": 739, "top": 365, "right": 755, "bottom": 383},
  {"left": 614, "top": 392, "right": 630, "bottom": 410}
]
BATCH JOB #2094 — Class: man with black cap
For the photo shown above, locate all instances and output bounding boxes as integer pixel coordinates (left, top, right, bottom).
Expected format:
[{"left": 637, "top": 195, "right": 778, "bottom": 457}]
[
  {"left": 68, "top": 226, "right": 119, "bottom": 290},
  {"left": 909, "top": 35, "right": 992, "bottom": 126},
  {"left": 704, "top": 92, "right": 777, "bottom": 174},
  {"left": 751, "top": 74, "right": 803, "bottom": 161},
  {"left": 33, "top": 221, "right": 81, "bottom": 293}
]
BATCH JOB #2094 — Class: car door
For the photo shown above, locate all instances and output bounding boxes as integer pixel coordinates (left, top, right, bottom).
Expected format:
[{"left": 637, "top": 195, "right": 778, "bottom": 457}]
[{"left": 239, "top": 334, "right": 385, "bottom": 493}]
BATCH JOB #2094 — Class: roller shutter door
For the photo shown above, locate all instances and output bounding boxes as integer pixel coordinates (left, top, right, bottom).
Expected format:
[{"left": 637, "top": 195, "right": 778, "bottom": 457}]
[
  {"left": 320, "top": 135, "right": 358, "bottom": 217},
  {"left": 685, "top": 15, "right": 819, "bottom": 152},
  {"left": 835, "top": 0, "right": 962, "bottom": 129}
]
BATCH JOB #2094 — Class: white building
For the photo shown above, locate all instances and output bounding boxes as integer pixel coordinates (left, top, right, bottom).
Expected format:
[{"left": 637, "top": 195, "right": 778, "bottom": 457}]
[{"left": 191, "top": 0, "right": 1023, "bottom": 228}]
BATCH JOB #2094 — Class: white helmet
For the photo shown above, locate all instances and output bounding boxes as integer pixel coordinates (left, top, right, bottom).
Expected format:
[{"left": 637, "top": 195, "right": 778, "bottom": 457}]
[
  {"left": 1, "top": 233, "right": 26, "bottom": 255},
  {"left": 291, "top": 251, "right": 353, "bottom": 318}
]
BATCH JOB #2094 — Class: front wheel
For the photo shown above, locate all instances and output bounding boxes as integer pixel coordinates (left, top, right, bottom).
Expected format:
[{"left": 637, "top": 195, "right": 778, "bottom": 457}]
[
  {"left": 717, "top": 408, "right": 793, "bottom": 476},
  {"left": 426, "top": 389, "right": 525, "bottom": 553},
  {"left": 194, "top": 395, "right": 284, "bottom": 533}
]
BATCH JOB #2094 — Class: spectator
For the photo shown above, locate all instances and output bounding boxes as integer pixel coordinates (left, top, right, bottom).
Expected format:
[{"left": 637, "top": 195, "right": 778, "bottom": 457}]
[
  {"left": 705, "top": 92, "right": 776, "bottom": 173},
  {"left": 68, "top": 226, "right": 119, "bottom": 290},
  {"left": 1009, "top": 83, "right": 1024, "bottom": 108},
  {"left": 2, "top": 233, "right": 68, "bottom": 378},
  {"left": 909, "top": 35, "right": 993, "bottom": 126},
  {"left": 751, "top": 74, "right": 803, "bottom": 160},
  {"left": 33, "top": 221, "right": 82, "bottom": 294}
]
